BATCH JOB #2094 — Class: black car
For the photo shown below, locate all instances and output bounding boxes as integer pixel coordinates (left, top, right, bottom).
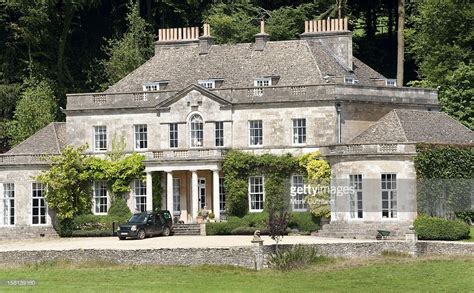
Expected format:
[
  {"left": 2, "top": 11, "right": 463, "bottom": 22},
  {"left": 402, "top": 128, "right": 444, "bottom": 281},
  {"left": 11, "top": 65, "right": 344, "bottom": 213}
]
[{"left": 117, "top": 210, "right": 173, "bottom": 240}]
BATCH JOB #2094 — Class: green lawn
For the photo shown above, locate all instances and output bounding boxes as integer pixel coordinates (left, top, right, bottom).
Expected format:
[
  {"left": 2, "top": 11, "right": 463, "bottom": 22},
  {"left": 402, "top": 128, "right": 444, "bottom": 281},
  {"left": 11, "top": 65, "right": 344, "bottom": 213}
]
[{"left": 0, "top": 257, "right": 472, "bottom": 292}]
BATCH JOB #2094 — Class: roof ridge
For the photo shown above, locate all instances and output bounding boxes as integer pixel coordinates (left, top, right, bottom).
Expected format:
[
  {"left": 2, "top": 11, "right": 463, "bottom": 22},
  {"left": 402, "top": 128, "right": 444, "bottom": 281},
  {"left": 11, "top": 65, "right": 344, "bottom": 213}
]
[
  {"left": 52, "top": 122, "right": 61, "bottom": 153},
  {"left": 392, "top": 110, "right": 409, "bottom": 142},
  {"left": 302, "top": 41, "right": 324, "bottom": 81},
  {"left": 316, "top": 39, "right": 352, "bottom": 72}
]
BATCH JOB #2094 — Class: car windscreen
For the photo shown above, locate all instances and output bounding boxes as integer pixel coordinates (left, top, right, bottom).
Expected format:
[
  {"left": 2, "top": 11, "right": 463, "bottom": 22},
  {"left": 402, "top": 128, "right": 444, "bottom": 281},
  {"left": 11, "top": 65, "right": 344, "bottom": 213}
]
[{"left": 128, "top": 214, "right": 147, "bottom": 224}]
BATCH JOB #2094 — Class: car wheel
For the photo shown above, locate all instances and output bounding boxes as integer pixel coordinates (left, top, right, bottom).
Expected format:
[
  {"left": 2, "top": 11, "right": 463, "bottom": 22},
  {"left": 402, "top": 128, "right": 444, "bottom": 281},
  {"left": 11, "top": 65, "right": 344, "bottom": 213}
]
[
  {"left": 118, "top": 236, "right": 126, "bottom": 240},
  {"left": 162, "top": 226, "right": 171, "bottom": 236},
  {"left": 137, "top": 229, "right": 146, "bottom": 240}
]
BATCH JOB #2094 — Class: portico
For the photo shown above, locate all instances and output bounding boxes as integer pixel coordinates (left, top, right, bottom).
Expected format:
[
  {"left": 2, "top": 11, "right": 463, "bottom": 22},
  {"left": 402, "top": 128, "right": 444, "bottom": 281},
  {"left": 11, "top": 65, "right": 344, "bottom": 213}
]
[{"left": 145, "top": 162, "right": 223, "bottom": 223}]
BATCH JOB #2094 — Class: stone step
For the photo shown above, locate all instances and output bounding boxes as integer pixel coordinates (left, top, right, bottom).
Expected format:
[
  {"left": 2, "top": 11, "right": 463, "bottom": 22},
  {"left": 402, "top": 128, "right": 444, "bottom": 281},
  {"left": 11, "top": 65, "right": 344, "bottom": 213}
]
[{"left": 172, "top": 224, "right": 201, "bottom": 235}]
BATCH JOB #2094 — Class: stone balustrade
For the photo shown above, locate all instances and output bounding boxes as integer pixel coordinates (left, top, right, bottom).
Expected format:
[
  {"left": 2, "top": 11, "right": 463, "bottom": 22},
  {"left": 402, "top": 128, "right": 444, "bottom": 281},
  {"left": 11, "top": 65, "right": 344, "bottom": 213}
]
[
  {"left": 146, "top": 148, "right": 228, "bottom": 161},
  {"left": 0, "top": 154, "right": 51, "bottom": 166},
  {"left": 66, "top": 84, "right": 438, "bottom": 111},
  {"left": 322, "top": 143, "right": 417, "bottom": 157}
]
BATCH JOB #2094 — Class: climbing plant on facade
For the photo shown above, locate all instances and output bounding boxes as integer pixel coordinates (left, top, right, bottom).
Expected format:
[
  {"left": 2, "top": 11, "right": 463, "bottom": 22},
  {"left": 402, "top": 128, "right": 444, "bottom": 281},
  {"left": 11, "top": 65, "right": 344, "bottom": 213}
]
[{"left": 298, "top": 151, "right": 331, "bottom": 218}]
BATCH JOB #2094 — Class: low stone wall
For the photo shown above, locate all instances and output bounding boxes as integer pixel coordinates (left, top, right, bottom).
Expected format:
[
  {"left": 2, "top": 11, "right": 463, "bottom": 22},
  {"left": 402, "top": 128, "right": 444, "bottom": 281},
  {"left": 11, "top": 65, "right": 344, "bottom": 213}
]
[
  {"left": 0, "top": 241, "right": 472, "bottom": 269},
  {"left": 0, "top": 226, "right": 58, "bottom": 240}
]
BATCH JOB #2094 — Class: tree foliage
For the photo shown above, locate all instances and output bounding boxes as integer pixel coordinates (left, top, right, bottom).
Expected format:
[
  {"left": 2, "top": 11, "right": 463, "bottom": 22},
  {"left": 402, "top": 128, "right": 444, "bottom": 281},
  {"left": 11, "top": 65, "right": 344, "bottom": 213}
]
[
  {"left": 37, "top": 145, "right": 92, "bottom": 220},
  {"left": 7, "top": 78, "right": 57, "bottom": 146},
  {"left": 37, "top": 144, "right": 145, "bottom": 219},
  {"left": 91, "top": 2, "right": 154, "bottom": 90},
  {"left": 407, "top": 0, "right": 473, "bottom": 129}
]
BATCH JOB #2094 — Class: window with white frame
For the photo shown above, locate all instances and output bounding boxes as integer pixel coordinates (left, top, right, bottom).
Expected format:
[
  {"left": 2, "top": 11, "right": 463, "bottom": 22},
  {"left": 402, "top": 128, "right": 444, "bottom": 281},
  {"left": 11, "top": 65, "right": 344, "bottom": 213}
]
[
  {"left": 219, "top": 177, "right": 226, "bottom": 212},
  {"left": 249, "top": 120, "right": 263, "bottom": 146},
  {"left": 198, "top": 80, "right": 216, "bottom": 89},
  {"left": 386, "top": 79, "right": 397, "bottom": 87},
  {"left": 1, "top": 183, "right": 15, "bottom": 226},
  {"left": 32, "top": 182, "right": 47, "bottom": 225},
  {"left": 254, "top": 78, "right": 272, "bottom": 87},
  {"left": 190, "top": 114, "right": 204, "bottom": 147},
  {"left": 94, "top": 126, "right": 107, "bottom": 152},
  {"left": 199, "top": 178, "right": 206, "bottom": 209},
  {"left": 249, "top": 176, "right": 264, "bottom": 212},
  {"left": 93, "top": 181, "right": 108, "bottom": 215},
  {"left": 143, "top": 82, "right": 160, "bottom": 91},
  {"left": 292, "top": 118, "right": 306, "bottom": 145},
  {"left": 134, "top": 180, "right": 147, "bottom": 212},
  {"left": 169, "top": 123, "right": 178, "bottom": 148},
  {"left": 349, "top": 174, "right": 363, "bottom": 219},
  {"left": 134, "top": 124, "right": 148, "bottom": 150},
  {"left": 215, "top": 122, "right": 224, "bottom": 147},
  {"left": 172, "top": 178, "right": 181, "bottom": 213},
  {"left": 291, "top": 175, "right": 307, "bottom": 211},
  {"left": 381, "top": 174, "right": 397, "bottom": 218}
]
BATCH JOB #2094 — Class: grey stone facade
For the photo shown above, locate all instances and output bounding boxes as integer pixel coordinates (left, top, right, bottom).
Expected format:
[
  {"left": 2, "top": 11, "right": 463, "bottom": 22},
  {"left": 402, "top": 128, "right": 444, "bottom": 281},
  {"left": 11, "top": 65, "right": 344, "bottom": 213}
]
[{"left": 0, "top": 18, "right": 471, "bottom": 237}]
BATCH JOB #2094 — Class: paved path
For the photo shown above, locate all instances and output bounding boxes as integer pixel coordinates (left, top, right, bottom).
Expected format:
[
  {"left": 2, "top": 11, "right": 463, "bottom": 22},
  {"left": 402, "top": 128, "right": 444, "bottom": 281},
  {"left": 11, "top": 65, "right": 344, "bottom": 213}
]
[{"left": 0, "top": 236, "right": 376, "bottom": 251}]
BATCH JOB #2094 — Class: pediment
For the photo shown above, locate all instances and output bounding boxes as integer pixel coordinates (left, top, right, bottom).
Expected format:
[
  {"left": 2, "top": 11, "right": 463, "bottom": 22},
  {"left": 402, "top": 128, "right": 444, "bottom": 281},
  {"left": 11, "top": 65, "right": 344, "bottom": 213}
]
[{"left": 156, "top": 84, "right": 232, "bottom": 110}]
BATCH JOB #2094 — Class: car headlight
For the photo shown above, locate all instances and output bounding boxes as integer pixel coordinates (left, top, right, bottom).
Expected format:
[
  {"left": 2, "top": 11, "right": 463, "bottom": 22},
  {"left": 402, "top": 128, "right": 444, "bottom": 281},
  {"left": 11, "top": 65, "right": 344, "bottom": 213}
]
[{"left": 131, "top": 225, "right": 137, "bottom": 231}]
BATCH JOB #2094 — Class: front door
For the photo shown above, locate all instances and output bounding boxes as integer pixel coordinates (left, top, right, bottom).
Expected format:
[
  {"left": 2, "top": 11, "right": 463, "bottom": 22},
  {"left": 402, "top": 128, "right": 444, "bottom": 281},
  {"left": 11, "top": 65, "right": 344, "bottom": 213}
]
[{"left": 198, "top": 178, "right": 206, "bottom": 209}]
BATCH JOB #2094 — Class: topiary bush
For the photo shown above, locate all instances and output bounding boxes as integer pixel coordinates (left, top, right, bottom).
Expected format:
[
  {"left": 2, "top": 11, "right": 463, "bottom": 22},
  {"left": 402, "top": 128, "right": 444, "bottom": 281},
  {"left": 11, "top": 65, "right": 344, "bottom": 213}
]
[
  {"left": 108, "top": 198, "right": 132, "bottom": 224},
  {"left": 414, "top": 215, "right": 470, "bottom": 240},
  {"left": 288, "top": 212, "right": 320, "bottom": 232}
]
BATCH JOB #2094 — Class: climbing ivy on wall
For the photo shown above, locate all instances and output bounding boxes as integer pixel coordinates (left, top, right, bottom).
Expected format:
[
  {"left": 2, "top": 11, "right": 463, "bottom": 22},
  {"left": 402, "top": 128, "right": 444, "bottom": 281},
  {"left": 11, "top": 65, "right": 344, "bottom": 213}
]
[
  {"left": 37, "top": 144, "right": 145, "bottom": 219},
  {"left": 414, "top": 143, "right": 474, "bottom": 219},
  {"left": 222, "top": 151, "right": 302, "bottom": 217}
]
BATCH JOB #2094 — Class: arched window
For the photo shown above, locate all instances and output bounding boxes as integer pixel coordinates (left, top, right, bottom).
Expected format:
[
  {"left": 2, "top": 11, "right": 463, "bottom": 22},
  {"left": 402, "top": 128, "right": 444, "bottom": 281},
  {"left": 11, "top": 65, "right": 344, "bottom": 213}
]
[{"left": 190, "top": 114, "right": 203, "bottom": 147}]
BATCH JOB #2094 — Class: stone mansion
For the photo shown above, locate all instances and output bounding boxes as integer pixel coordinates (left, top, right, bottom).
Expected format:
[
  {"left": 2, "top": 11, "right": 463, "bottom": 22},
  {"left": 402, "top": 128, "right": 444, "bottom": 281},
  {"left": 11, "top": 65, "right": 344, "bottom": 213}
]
[{"left": 0, "top": 18, "right": 472, "bottom": 238}]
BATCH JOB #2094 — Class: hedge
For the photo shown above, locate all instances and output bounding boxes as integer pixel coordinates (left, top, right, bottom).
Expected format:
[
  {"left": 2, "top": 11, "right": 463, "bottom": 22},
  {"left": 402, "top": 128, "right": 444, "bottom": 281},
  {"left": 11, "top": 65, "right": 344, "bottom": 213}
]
[
  {"left": 207, "top": 212, "right": 319, "bottom": 235},
  {"left": 414, "top": 215, "right": 470, "bottom": 240}
]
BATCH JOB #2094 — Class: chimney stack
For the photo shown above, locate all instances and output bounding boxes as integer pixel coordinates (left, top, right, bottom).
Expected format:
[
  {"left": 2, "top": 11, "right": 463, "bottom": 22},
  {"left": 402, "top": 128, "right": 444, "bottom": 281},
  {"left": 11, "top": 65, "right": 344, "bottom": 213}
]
[
  {"left": 300, "top": 17, "right": 352, "bottom": 70},
  {"left": 199, "top": 23, "right": 214, "bottom": 55},
  {"left": 254, "top": 20, "right": 270, "bottom": 51},
  {"left": 155, "top": 26, "right": 200, "bottom": 53}
]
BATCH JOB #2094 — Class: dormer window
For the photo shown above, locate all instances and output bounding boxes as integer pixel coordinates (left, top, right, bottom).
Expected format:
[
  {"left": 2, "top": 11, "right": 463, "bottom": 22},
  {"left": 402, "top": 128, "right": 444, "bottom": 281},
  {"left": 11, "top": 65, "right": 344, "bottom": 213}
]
[
  {"left": 143, "top": 81, "right": 169, "bottom": 91},
  {"left": 198, "top": 80, "right": 216, "bottom": 89},
  {"left": 386, "top": 79, "right": 397, "bottom": 87},
  {"left": 254, "top": 78, "right": 272, "bottom": 87},
  {"left": 344, "top": 75, "right": 358, "bottom": 84}
]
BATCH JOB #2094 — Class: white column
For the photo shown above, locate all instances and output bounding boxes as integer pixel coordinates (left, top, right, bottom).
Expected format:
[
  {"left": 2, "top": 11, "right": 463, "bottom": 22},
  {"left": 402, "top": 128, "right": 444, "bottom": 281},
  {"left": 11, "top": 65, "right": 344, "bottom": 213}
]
[
  {"left": 212, "top": 169, "right": 220, "bottom": 221},
  {"left": 191, "top": 170, "right": 199, "bottom": 222},
  {"left": 166, "top": 171, "right": 173, "bottom": 214},
  {"left": 146, "top": 172, "right": 153, "bottom": 211}
]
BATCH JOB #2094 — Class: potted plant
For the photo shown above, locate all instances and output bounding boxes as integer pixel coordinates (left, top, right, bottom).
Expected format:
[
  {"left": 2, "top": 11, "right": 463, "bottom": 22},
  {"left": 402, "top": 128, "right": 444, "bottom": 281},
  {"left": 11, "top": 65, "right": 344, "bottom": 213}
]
[
  {"left": 208, "top": 212, "right": 215, "bottom": 223},
  {"left": 196, "top": 209, "right": 205, "bottom": 224}
]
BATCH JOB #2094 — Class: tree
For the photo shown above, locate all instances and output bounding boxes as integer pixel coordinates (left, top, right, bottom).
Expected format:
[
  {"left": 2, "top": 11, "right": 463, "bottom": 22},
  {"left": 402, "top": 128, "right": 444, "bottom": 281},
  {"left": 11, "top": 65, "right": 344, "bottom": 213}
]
[
  {"left": 407, "top": 0, "right": 473, "bottom": 129},
  {"left": 37, "top": 145, "right": 92, "bottom": 220},
  {"left": 265, "top": 173, "right": 290, "bottom": 251},
  {"left": 396, "top": 0, "right": 405, "bottom": 86},
  {"left": 8, "top": 78, "right": 57, "bottom": 146},
  {"left": 93, "top": 1, "right": 154, "bottom": 90}
]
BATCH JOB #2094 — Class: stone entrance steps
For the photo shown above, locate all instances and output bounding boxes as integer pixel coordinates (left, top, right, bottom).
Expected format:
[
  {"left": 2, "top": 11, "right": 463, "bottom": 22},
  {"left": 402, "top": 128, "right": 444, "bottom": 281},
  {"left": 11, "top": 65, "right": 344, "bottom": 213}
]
[
  {"left": 316, "top": 221, "right": 412, "bottom": 240},
  {"left": 173, "top": 224, "right": 201, "bottom": 235}
]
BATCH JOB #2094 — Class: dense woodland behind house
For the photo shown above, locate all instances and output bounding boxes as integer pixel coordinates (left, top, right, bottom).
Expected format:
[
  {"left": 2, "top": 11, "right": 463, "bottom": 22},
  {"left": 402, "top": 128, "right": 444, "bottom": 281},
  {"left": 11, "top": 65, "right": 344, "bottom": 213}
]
[{"left": 0, "top": 0, "right": 472, "bottom": 153}]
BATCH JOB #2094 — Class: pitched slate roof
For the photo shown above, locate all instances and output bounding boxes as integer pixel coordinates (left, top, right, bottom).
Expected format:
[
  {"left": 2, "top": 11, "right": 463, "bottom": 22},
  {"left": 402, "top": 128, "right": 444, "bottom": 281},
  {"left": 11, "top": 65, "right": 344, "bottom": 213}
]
[
  {"left": 351, "top": 110, "right": 474, "bottom": 144},
  {"left": 106, "top": 39, "right": 384, "bottom": 93},
  {"left": 6, "top": 122, "right": 66, "bottom": 155}
]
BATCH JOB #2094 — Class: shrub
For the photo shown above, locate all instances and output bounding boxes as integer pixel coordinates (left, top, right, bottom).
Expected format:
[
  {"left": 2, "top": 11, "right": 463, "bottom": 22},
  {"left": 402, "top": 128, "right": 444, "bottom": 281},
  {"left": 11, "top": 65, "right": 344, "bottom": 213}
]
[
  {"left": 55, "top": 218, "right": 74, "bottom": 237},
  {"left": 414, "top": 215, "right": 470, "bottom": 240},
  {"left": 108, "top": 198, "right": 132, "bottom": 224},
  {"left": 288, "top": 212, "right": 319, "bottom": 232},
  {"left": 71, "top": 230, "right": 114, "bottom": 237},
  {"left": 206, "top": 217, "right": 244, "bottom": 235},
  {"left": 456, "top": 209, "right": 474, "bottom": 224},
  {"left": 231, "top": 226, "right": 257, "bottom": 235},
  {"left": 268, "top": 244, "right": 328, "bottom": 271},
  {"left": 72, "top": 214, "right": 112, "bottom": 231},
  {"left": 242, "top": 212, "right": 268, "bottom": 228}
]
